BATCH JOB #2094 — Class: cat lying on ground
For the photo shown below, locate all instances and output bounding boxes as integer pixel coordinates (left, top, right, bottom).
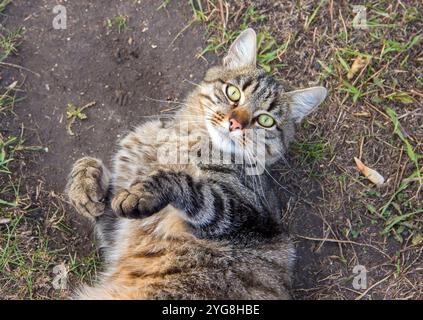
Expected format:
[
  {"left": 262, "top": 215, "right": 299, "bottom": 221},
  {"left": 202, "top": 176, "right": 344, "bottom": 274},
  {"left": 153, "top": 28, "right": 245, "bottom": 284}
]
[{"left": 66, "top": 28, "right": 327, "bottom": 299}]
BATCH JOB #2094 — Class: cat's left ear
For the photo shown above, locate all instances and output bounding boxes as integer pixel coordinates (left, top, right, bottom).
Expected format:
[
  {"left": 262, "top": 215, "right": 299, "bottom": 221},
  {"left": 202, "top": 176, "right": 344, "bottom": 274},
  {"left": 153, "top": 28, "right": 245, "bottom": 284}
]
[
  {"left": 285, "top": 86, "right": 327, "bottom": 123},
  {"left": 223, "top": 28, "right": 257, "bottom": 69}
]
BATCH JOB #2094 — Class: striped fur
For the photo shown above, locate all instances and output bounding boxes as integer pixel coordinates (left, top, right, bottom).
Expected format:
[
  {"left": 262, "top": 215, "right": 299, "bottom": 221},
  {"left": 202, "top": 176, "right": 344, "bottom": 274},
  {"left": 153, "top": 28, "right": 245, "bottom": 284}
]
[{"left": 66, "top": 29, "right": 326, "bottom": 300}]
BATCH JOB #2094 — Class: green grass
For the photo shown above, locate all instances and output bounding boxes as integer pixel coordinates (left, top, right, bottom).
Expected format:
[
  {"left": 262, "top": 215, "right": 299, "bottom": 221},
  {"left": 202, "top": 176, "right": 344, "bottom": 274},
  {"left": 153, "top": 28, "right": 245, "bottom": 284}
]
[
  {"left": 361, "top": 108, "right": 422, "bottom": 244},
  {"left": 386, "top": 108, "right": 422, "bottom": 185},
  {"left": 0, "top": 81, "right": 20, "bottom": 114},
  {"left": 0, "top": 1, "right": 79, "bottom": 298},
  {"left": 291, "top": 0, "right": 422, "bottom": 250},
  {"left": 0, "top": 129, "right": 98, "bottom": 297},
  {"left": 106, "top": 15, "right": 129, "bottom": 33},
  {"left": 0, "top": 0, "right": 11, "bottom": 13},
  {"left": 0, "top": 207, "right": 101, "bottom": 298},
  {"left": 339, "top": 80, "right": 363, "bottom": 103},
  {"left": 68, "top": 249, "right": 102, "bottom": 284},
  {"left": 380, "top": 35, "right": 420, "bottom": 59},
  {"left": 0, "top": 220, "right": 59, "bottom": 299},
  {"left": 0, "top": 26, "right": 24, "bottom": 63},
  {"left": 0, "top": 131, "right": 44, "bottom": 298},
  {"left": 0, "top": 2, "right": 21, "bottom": 212},
  {"left": 373, "top": 108, "right": 423, "bottom": 244},
  {"left": 367, "top": 174, "right": 422, "bottom": 244},
  {"left": 0, "top": 136, "right": 17, "bottom": 175},
  {"left": 304, "top": 0, "right": 327, "bottom": 31},
  {"left": 384, "top": 91, "right": 414, "bottom": 104},
  {"left": 189, "top": 0, "right": 207, "bottom": 22},
  {"left": 0, "top": 127, "right": 45, "bottom": 207},
  {"left": 66, "top": 101, "right": 96, "bottom": 136},
  {"left": 291, "top": 138, "right": 332, "bottom": 177},
  {"left": 157, "top": 0, "right": 171, "bottom": 11},
  {"left": 195, "top": 3, "right": 288, "bottom": 72},
  {"left": 315, "top": 20, "right": 420, "bottom": 106}
]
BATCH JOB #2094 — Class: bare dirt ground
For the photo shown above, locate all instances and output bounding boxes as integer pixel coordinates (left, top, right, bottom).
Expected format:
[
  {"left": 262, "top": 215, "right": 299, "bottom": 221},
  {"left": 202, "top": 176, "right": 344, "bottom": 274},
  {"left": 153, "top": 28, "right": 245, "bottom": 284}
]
[{"left": 1, "top": 0, "right": 422, "bottom": 299}]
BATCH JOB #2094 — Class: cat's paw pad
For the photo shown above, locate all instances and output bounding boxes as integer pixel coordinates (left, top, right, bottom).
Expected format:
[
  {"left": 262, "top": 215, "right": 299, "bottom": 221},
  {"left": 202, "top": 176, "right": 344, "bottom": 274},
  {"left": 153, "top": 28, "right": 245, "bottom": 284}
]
[
  {"left": 111, "top": 188, "right": 156, "bottom": 219},
  {"left": 66, "top": 157, "right": 109, "bottom": 220}
]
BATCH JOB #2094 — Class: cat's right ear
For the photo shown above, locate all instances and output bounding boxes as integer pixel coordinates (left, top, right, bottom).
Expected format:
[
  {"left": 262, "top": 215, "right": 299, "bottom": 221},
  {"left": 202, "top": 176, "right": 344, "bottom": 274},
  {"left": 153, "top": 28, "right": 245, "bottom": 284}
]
[
  {"left": 223, "top": 28, "right": 257, "bottom": 69},
  {"left": 286, "top": 87, "right": 327, "bottom": 123}
]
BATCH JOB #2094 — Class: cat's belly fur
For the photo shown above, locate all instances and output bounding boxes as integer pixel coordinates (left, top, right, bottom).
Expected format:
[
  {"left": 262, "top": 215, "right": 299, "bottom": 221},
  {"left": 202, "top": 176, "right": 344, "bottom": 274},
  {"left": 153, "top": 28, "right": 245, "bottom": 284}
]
[{"left": 75, "top": 207, "right": 294, "bottom": 300}]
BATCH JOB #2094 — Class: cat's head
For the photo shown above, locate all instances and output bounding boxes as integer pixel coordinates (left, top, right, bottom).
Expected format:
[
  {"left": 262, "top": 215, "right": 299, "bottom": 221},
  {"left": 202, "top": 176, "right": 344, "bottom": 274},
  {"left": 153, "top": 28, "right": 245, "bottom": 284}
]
[{"left": 197, "top": 28, "right": 327, "bottom": 165}]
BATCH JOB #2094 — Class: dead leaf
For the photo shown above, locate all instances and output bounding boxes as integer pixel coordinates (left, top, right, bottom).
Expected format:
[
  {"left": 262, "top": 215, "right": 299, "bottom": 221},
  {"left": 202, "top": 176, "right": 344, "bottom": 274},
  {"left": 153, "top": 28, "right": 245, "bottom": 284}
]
[
  {"left": 387, "top": 92, "right": 414, "bottom": 104},
  {"left": 7, "top": 81, "right": 18, "bottom": 90},
  {"left": 354, "top": 157, "right": 385, "bottom": 186},
  {"left": 412, "top": 233, "right": 422, "bottom": 245},
  {"left": 0, "top": 218, "right": 11, "bottom": 225},
  {"left": 353, "top": 111, "right": 371, "bottom": 117},
  {"left": 347, "top": 56, "right": 370, "bottom": 80}
]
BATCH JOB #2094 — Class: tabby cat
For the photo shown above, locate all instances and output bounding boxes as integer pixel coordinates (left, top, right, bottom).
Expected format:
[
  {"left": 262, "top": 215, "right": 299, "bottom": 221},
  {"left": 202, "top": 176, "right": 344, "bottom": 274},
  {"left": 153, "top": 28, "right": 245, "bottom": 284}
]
[{"left": 66, "top": 29, "right": 327, "bottom": 299}]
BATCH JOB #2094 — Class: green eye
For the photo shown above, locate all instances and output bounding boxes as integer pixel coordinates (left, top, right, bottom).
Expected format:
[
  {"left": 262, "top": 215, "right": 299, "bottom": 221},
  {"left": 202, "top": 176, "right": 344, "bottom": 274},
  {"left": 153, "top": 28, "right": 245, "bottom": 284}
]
[
  {"left": 226, "top": 85, "right": 241, "bottom": 102},
  {"left": 257, "top": 114, "right": 275, "bottom": 127}
]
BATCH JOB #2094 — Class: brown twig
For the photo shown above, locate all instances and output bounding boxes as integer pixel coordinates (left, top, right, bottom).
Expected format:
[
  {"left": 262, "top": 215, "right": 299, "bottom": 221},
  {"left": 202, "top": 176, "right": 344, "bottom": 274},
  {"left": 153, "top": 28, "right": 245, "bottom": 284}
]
[
  {"left": 0, "top": 62, "right": 41, "bottom": 77},
  {"left": 355, "top": 273, "right": 393, "bottom": 300},
  {"left": 217, "top": 0, "right": 226, "bottom": 31},
  {"left": 296, "top": 235, "right": 392, "bottom": 260}
]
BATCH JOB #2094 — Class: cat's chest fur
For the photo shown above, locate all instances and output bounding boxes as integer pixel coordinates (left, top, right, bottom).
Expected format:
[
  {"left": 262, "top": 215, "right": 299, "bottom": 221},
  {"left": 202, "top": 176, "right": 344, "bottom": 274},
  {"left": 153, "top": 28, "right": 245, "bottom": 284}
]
[{"left": 111, "top": 116, "right": 208, "bottom": 190}]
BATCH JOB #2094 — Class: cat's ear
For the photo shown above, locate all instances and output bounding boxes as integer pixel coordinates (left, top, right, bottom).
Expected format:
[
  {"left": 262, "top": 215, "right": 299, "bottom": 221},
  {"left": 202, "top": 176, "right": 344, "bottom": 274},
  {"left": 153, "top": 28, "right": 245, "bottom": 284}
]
[
  {"left": 223, "top": 28, "right": 257, "bottom": 69},
  {"left": 286, "top": 86, "right": 327, "bottom": 123}
]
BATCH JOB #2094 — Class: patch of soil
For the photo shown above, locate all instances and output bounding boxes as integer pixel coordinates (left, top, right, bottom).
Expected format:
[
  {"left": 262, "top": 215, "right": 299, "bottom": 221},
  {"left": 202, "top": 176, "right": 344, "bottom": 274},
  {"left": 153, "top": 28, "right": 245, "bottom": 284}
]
[{"left": 4, "top": 0, "right": 216, "bottom": 192}]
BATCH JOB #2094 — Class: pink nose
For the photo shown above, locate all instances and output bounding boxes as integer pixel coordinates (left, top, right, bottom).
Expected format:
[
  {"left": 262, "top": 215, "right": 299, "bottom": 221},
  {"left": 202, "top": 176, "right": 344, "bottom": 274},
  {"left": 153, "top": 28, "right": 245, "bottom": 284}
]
[{"left": 229, "top": 118, "right": 242, "bottom": 131}]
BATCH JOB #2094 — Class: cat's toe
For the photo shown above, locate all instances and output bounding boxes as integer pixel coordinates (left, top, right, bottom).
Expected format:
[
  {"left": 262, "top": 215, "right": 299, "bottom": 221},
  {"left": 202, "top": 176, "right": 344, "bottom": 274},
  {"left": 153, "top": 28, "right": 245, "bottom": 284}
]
[
  {"left": 111, "top": 189, "right": 142, "bottom": 218},
  {"left": 68, "top": 191, "right": 106, "bottom": 220},
  {"left": 111, "top": 188, "right": 158, "bottom": 218}
]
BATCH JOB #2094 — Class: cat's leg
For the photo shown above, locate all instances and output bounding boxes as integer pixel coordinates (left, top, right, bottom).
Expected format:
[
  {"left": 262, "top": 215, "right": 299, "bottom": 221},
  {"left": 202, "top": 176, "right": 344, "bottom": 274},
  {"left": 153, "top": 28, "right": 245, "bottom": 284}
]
[
  {"left": 66, "top": 157, "right": 111, "bottom": 221},
  {"left": 111, "top": 170, "right": 263, "bottom": 236},
  {"left": 111, "top": 120, "right": 171, "bottom": 190}
]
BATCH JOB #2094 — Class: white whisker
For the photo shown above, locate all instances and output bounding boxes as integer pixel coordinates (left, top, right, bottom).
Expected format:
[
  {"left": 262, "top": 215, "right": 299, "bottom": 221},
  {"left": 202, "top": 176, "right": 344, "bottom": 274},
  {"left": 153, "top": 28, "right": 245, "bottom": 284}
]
[
  {"left": 183, "top": 79, "right": 206, "bottom": 90},
  {"left": 242, "top": 136, "right": 294, "bottom": 195}
]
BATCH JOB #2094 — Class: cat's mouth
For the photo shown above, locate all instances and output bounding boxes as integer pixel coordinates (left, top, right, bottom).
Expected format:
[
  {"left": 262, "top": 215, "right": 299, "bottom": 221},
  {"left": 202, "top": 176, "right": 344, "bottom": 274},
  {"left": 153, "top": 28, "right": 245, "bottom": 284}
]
[{"left": 205, "top": 118, "right": 246, "bottom": 155}]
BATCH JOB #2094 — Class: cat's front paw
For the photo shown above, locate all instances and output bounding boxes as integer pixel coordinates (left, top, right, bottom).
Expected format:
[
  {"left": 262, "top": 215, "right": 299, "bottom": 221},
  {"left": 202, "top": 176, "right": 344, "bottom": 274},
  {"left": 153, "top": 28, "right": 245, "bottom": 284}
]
[
  {"left": 111, "top": 186, "right": 160, "bottom": 219},
  {"left": 66, "top": 157, "right": 110, "bottom": 220}
]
